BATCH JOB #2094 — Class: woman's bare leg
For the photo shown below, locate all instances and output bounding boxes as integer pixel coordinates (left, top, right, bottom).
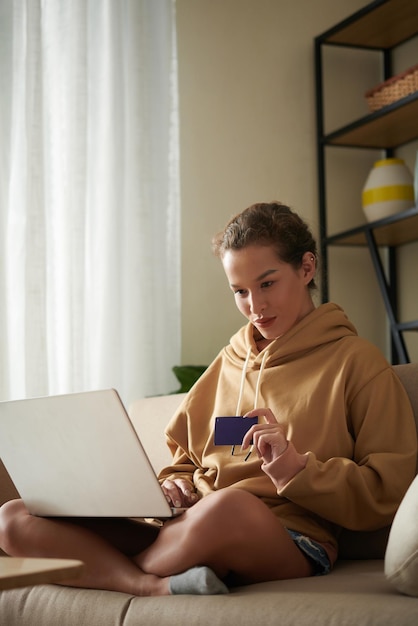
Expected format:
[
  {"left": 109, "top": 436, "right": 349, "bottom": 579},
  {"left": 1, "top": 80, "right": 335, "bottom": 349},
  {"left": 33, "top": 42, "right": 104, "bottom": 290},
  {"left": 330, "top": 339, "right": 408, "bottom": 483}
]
[
  {"left": 1, "top": 489, "right": 313, "bottom": 594},
  {"left": 0, "top": 499, "right": 168, "bottom": 595},
  {"left": 136, "top": 488, "right": 313, "bottom": 584}
]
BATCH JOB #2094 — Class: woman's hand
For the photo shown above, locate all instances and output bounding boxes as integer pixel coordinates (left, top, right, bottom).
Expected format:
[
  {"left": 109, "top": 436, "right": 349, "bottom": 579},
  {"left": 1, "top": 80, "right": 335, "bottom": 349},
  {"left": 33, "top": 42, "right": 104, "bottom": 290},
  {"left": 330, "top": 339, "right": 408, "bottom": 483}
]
[
  {"left": 241, "top": 408, "right": 288, "bottom": 464},
  {"left": 161, "top": 478, "right": 199, "bottom": 509}
]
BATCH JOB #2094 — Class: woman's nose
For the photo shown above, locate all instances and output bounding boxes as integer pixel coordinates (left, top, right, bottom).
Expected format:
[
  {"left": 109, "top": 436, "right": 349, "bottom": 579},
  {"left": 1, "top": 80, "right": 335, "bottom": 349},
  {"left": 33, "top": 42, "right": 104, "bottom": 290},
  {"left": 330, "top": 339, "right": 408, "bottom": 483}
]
[{"left": 249, "top": 294, "right": 266, "bottom": 316}]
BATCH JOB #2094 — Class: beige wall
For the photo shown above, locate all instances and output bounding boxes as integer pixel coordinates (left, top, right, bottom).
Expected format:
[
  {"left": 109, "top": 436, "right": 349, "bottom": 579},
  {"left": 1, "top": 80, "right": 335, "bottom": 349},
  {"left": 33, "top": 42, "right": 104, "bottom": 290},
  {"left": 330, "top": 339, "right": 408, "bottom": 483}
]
[{"left": 176, "top": 0, "right": 418, "bottom": 366}]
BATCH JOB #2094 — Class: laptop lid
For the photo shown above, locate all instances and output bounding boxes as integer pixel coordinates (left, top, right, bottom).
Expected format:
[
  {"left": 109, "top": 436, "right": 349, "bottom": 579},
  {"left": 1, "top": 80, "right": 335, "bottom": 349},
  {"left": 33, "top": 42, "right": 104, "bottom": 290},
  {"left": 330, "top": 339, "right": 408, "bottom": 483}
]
[{"left": 0, "top": 389, "right": 175, "bottom": 518}]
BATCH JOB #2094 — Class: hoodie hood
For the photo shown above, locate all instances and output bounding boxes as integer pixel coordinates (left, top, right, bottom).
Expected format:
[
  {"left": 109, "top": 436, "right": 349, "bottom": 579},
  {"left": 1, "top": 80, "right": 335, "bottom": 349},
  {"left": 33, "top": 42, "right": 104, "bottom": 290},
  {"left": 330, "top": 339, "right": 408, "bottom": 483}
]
[
  {"left": 226, "top": 302, "right": 358, "bottom": 369},
  {"left": 225, "top": 302, "right": 358, "bottom": 417}
]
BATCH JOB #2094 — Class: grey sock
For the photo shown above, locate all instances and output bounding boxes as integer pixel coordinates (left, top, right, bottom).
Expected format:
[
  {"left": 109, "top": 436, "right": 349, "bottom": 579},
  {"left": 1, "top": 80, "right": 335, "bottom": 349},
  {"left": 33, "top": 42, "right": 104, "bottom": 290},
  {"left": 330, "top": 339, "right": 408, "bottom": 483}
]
[{"left": 169, "top": 566, "right": 229, "bottom": 595}]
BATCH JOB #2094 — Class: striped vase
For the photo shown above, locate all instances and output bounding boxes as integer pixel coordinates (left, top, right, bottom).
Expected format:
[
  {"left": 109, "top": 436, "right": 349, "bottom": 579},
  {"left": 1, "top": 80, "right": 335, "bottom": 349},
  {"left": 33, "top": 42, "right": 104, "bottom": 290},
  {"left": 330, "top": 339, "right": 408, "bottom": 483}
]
[{"left": 362, "top": 158, "right": 415, "bottom": 223}]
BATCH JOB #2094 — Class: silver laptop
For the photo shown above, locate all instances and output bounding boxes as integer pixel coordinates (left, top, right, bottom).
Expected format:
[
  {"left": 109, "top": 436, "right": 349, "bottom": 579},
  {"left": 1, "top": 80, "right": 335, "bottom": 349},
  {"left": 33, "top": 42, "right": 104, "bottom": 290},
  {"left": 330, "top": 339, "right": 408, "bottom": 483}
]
[{"left": 0, "top": 389, "right": 182, "bottom": 518}]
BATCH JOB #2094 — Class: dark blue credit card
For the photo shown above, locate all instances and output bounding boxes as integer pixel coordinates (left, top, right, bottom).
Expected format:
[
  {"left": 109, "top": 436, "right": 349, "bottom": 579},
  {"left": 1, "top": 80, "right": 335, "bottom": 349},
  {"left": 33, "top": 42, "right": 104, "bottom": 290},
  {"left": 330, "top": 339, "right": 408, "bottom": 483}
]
[{"left": 214, "top": 416, "right": 258, "bottom": 446}]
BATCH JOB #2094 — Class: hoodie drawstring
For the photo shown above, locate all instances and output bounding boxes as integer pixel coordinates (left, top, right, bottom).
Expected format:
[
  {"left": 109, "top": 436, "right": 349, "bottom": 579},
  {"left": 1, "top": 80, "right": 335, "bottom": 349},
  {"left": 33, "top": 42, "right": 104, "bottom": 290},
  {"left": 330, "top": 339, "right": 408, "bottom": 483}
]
[
  {"left": 235, "top": 346, "right": 252, "bottom": 416},
  {"left": 236, "top": 346, "right": 269, "bottom": 415},
  {"left": 233, "top": 346, "right": 269, "bottom": 460},
  {"left": 254, "top": 350, "right": 268, "bottom": 408}
]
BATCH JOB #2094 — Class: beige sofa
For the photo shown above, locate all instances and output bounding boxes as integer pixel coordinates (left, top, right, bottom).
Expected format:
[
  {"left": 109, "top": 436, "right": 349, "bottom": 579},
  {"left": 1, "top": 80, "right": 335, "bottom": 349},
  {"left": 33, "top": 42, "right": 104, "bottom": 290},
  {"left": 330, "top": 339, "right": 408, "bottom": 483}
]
[{"left": 1, "top": 364, "right": 417, "bottom": 625}]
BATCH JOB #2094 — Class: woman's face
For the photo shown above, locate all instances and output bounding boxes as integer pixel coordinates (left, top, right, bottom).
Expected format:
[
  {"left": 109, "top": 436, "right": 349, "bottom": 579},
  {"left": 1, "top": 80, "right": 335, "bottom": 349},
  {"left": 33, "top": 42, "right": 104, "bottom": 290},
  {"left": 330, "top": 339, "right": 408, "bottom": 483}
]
[{"left": 222, "top": 244, "right": 316, "bottom": 341}]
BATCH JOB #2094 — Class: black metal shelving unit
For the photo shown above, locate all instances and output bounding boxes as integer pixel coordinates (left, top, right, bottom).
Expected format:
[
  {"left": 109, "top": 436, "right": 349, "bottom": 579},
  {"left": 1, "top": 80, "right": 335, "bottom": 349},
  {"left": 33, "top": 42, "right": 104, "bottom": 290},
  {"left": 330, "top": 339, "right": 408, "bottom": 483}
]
[{"left": 315, "top": 0, "right": 418, "bottom": 364}]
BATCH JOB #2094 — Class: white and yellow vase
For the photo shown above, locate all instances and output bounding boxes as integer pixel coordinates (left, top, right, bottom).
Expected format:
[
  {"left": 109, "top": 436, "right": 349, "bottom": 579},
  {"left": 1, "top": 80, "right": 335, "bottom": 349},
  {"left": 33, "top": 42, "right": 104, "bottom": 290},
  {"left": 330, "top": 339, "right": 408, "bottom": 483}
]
[{"left": 362, "top": 158, "right": 415, "bottom": 223}]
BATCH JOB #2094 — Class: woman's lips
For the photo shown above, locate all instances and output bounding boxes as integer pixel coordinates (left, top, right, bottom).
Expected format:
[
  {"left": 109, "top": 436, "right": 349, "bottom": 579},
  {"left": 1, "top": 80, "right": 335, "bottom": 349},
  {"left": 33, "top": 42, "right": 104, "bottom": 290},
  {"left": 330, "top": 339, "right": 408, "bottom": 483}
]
[{"left": 254, "top": 317, "right": 275, "bottom": 329}]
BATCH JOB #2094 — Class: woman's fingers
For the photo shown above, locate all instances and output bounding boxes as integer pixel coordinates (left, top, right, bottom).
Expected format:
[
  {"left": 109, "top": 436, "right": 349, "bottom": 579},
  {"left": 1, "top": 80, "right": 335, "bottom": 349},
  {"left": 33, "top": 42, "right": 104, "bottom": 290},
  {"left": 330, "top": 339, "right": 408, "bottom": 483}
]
[
  {"left": 255, "top": 431, "right": 289, "bottom": 462},
  {"left": 242, "top": 408, "right": 282, "bottom": 449},
  {"left": 244, "top": 407, "right": 278, "bottom": 424},
  {"left": 241, "top": 408, "right": 288, "bottom": 461},
  {"left": 161, "top": 479, "right": 199, "bottom": 508}
]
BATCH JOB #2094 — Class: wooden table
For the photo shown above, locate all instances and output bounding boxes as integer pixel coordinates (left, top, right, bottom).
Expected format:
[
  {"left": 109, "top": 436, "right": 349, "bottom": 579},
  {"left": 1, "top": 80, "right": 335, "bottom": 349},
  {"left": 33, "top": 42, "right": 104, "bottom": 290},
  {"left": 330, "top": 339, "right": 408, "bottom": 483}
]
[{"left": 0, "top": 557, "right": 84, "bottom": 590}]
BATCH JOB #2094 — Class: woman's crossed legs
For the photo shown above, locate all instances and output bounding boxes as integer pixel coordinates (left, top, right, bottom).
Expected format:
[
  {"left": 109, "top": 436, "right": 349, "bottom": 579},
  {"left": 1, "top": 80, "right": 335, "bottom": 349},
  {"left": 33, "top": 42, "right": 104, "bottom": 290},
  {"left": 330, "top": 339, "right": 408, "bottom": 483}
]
[{"left": 0, "top": 488, "right": 312, "bottom": 596}]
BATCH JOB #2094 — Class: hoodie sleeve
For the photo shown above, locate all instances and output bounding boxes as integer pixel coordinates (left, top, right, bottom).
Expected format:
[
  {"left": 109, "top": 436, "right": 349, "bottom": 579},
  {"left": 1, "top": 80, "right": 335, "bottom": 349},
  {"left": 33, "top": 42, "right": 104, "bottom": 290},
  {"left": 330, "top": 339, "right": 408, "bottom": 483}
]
[
  {"left": 157, "top": 448, "right": 197, "bottom": 488},
  {"left": 157, "top": 409, "right": 198, "bottom": 489},
  {"left": 263, "top": 370, "right": 417, "bottom": 531}
]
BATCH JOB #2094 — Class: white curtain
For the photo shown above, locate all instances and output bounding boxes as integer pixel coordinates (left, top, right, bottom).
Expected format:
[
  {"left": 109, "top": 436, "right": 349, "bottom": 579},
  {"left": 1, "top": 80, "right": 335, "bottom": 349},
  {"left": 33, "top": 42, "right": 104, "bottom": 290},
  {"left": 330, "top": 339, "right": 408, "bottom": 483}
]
[{"left": 0, "top": 0, "right": 181, "bottom": 406}]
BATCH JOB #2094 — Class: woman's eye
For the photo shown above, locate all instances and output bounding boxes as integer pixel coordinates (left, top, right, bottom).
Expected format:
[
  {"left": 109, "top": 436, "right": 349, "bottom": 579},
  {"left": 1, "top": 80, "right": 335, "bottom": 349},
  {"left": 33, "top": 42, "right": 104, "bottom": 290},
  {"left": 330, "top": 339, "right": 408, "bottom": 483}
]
[
  {"left": 234, "top": 289, "right": 247, "bottom": 296},
  {"left": 261, "top": 281, "right": 274, "bottom": 289}
]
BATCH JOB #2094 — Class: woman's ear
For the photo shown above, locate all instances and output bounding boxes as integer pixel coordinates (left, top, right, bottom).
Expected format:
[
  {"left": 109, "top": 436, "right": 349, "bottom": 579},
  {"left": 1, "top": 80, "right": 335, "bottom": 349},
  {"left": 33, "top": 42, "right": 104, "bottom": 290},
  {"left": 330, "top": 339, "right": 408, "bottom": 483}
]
[{"left": 301, "top": 252, "right": 316, "bottom": 282}]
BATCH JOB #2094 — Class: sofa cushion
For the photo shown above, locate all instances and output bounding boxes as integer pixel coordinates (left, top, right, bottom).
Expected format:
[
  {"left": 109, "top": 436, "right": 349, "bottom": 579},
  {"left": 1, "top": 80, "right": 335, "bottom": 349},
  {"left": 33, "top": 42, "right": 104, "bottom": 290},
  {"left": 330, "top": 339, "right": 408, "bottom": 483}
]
[
  {"left": 385, "top": 474, "right": 418, "bottom": 597},
  {"left": 1, "top": 561, "right": 418, "bottom": 626}
]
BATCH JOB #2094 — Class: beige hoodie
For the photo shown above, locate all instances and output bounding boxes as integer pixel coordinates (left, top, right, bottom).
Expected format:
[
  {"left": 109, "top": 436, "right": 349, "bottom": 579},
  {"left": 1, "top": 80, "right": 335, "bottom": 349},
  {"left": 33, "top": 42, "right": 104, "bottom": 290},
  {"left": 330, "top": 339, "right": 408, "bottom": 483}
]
[{"left": 159, "top": 303, "right": 417, "bottom": 552}]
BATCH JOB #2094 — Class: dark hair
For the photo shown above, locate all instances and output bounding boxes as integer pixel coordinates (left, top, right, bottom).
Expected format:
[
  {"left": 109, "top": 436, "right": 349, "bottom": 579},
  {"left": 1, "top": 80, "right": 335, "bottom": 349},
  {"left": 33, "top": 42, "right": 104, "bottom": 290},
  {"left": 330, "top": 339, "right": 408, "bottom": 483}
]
[{"left": 212, "top": 202, "right": 318, "bottom": 290}]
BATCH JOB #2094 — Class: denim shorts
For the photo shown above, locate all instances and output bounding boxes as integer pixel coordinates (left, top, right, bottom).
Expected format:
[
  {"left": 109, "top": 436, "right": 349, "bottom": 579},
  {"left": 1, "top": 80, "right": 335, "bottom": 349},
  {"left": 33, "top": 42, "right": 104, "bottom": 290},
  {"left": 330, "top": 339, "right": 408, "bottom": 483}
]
[{"left": 287, "top": 529, "right": 331, "bottom": 576}]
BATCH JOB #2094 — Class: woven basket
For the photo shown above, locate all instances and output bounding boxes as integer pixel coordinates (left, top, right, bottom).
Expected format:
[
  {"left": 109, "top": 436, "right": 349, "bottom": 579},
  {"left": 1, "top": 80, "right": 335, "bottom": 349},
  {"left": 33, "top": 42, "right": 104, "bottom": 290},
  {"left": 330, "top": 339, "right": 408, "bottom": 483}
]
[{"left": 365, "top": 64, "right": 418, "bottom": 112}]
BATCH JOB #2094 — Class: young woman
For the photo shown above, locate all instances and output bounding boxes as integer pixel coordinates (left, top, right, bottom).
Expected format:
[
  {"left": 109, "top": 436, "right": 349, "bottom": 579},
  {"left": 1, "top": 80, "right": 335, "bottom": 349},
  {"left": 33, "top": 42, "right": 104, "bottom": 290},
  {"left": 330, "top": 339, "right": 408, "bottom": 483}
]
[{"left": 0, "top": 202, "right": 416, "bottom": 596}]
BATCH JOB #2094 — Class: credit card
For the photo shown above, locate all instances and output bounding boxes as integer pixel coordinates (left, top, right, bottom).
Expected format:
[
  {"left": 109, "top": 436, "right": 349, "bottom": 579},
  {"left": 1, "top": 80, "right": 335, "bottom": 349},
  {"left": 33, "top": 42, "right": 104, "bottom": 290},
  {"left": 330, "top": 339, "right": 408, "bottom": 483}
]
[{"left": 214, "top": 416, "right": 258, "bottom": 445}]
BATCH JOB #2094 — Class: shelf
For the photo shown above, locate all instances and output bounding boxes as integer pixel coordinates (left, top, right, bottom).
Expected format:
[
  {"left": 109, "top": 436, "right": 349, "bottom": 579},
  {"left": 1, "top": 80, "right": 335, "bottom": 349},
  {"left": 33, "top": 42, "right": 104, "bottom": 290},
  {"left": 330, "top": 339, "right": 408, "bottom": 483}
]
[
  {"left": 326, "top": 206, "right": 418, "bottom": 246},
  {"left": 396, "top": 320, "right": 418, "bottom": 332},
  {"left": 316, "top": 0, "right": 418, "bottom": 363},
  {"left": 324, "top": 92, "right": 418, "bottom": 149},
  {"left": 319, "top": 0, "right": 418, "bottom": 49}
]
